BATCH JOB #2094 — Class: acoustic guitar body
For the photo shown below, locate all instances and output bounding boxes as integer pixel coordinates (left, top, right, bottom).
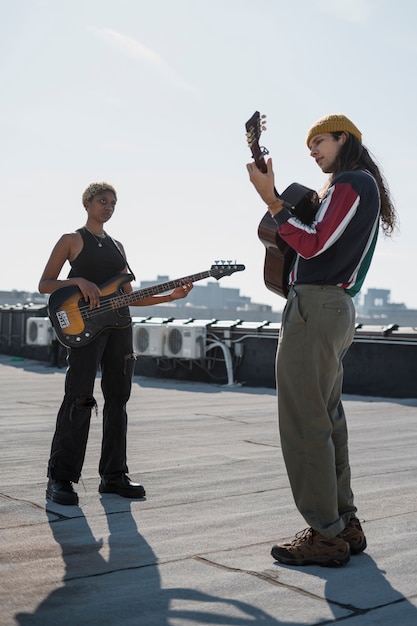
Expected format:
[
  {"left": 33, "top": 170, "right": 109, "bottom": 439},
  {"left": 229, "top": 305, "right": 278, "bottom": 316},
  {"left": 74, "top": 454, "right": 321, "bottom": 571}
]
[{"left": 257, "top": 183, "right": 319, "bottom": 298}]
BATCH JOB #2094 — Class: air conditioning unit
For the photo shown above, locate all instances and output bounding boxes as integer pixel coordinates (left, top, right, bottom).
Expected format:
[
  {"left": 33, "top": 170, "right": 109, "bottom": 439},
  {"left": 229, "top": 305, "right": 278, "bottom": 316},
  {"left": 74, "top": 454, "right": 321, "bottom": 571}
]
[
  {"left": 133, "top": 323, "right": 165, "bottom": 357},
  {"left": 26, "top": 317, "right": 53, "bottom": 346},
  {"left": 163, "top": 325, "right": 206, "bottom": 359}
]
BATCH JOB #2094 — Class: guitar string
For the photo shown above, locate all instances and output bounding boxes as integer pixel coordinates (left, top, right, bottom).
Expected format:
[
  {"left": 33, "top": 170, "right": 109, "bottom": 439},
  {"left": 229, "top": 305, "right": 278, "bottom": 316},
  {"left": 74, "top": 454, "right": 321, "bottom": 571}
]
[
  {"left": 55, "top": 270, "right": 243, "bottom": 342},
  {"left": 58, "top": 268, "right": 239, "bottom": 324},
  {"left": 61, "top": 271, "right": 230, "bottom": 322}
]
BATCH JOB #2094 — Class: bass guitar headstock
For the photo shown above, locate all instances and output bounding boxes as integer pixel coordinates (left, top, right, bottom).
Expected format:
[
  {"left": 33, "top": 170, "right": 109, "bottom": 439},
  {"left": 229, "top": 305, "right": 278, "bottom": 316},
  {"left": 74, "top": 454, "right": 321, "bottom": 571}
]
[
  {"left": 210, "top": 261, "right": 245, "bottom": 280},
  {"left": 245, "top": 111, "right": 269, "bottom": 173}
]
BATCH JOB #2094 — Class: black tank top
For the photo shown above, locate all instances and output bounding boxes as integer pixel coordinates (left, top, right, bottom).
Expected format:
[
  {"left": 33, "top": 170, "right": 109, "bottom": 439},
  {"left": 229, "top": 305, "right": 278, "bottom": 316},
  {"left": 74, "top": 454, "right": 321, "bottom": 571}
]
[{"left": 68, "top": 228, "right": 127, "bottom": 285}]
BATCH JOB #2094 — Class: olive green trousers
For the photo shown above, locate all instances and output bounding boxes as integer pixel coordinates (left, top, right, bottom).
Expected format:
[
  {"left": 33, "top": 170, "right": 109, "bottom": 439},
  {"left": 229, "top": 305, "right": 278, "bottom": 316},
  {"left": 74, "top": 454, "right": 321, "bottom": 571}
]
[{"left": 276, "top": 284, "right": 357, "bottom": 538}]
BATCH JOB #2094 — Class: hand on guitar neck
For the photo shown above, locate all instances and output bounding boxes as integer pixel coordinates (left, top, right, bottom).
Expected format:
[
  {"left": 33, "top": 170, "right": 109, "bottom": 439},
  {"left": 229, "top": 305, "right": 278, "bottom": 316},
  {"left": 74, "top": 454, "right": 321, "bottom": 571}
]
[
  {"left": 245, "top": 111, "right": 319, "bottom": 298},
  {"left": 245, "top": 112, "right": 297, "bottom": 217},
  {"left": 246, "top": 157, "right": 285, "bottom": 217}
]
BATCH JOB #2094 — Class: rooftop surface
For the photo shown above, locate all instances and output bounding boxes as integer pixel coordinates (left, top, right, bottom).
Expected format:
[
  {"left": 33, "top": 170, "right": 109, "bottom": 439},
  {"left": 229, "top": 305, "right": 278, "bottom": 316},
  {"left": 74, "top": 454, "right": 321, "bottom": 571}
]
[{"left": 1, "top": 353, "right": 417, "bottom": 626}]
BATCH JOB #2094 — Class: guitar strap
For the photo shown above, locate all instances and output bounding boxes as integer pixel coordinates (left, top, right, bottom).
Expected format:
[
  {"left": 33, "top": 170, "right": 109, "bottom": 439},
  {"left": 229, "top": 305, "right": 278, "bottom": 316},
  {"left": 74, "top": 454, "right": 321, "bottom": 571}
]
[{"left": 108, "top": 236, "right": 136, "bottom": 282}]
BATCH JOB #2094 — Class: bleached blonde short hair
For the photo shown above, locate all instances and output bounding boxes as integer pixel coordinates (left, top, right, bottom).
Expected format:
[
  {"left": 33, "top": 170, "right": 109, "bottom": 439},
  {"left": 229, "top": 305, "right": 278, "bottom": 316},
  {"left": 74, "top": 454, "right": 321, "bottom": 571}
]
[{"left": 82, "top": 182, "right": 117, "bottom": 207}]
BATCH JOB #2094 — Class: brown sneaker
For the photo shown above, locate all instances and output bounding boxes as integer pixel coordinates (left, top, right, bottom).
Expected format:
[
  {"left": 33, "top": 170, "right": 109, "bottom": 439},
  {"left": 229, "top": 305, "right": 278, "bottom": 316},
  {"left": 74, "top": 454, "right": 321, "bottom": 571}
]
[
  {"left": 338, "top": 518, "right": 367, "bottom": 555},
  {"left": 271, "top": 527, "right": 350, "bottom": 567}
]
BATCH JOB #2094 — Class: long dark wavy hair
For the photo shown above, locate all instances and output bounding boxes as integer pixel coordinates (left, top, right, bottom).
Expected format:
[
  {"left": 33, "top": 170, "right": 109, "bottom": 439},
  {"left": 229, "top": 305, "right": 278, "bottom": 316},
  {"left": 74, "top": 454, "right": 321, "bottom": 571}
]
[{"left": 328, "top": 132, "right": 397, "bottom": 235}]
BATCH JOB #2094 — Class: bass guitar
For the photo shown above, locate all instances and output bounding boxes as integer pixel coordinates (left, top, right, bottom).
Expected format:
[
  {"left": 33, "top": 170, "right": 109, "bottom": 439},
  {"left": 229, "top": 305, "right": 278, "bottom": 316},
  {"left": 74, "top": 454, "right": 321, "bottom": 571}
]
[
  {"left": 48, "top": 262, "right": 245, "bottom": 348},
  {"left": 245, "top": 111, "right": 319, "bottom": 298}
]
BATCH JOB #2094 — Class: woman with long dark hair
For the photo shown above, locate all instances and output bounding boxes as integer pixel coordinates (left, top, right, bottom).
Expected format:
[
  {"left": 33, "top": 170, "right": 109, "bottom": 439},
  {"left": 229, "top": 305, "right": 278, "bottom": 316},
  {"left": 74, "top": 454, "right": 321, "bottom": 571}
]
[{"left": 247, "top": 114, "right": 397, "bottom": 567}]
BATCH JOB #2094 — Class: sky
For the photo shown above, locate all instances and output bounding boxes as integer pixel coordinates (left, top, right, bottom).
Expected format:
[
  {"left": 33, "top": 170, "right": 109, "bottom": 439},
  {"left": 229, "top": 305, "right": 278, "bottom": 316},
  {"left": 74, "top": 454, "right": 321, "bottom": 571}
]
[{"left": 2, "top": 0, "right": 417, "bottom": 312}]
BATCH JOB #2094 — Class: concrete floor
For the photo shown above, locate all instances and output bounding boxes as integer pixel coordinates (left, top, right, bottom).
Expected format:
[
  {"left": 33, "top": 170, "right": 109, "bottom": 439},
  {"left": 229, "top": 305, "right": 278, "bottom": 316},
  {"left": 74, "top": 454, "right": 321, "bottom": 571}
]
[{"left": 1, "top": 353, "right": 417, "bottom": 626}]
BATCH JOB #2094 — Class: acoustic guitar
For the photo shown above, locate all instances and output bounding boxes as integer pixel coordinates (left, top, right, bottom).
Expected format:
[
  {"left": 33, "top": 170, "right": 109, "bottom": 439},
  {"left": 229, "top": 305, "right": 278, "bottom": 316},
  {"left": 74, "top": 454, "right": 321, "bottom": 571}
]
[
  {"left": 48, "top": 263, "right": 245, "bottom": 348},
  {"left": 245, "top": 111, "right": 319, "bottom": 298}
]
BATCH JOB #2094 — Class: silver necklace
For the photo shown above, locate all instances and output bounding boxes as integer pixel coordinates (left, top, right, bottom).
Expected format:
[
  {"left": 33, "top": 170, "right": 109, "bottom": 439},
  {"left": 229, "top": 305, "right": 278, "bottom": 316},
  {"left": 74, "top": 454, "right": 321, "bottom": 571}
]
[{"left": 85, "top": 226, "right": 106, "bottom": 247}]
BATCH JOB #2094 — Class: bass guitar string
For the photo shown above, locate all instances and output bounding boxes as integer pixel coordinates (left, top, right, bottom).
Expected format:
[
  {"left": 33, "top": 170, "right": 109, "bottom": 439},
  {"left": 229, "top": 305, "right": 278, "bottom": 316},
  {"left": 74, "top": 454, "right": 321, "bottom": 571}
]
[{"left": 56, "top": 267, "right": 238, "bottom": 323}]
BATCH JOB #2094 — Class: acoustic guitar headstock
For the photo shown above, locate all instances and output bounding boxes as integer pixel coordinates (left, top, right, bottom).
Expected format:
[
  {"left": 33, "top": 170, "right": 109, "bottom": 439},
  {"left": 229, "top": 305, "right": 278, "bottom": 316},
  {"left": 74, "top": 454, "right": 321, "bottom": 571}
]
[{"left": 245, "top": 111, "right": 268, "bottom": 173}]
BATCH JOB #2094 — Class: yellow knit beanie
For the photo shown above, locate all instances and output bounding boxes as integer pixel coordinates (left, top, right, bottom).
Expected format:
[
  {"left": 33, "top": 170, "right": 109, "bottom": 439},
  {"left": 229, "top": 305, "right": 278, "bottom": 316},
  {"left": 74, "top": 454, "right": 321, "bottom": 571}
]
[{"left": 306, "top": 114, "right": 362, "bottom": 148}]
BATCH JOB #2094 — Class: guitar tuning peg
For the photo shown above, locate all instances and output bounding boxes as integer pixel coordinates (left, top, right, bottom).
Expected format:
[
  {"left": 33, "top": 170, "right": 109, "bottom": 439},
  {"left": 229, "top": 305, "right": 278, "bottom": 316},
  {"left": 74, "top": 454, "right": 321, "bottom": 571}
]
[
  {"left": 261, "top": 114, "right": 267, "bottom": 119},
  {"left": 261, "top": 124, "right": 267, "bottom": 131},
  {"left": 227, "top": 260, "right": 232, "bottom": 265}
]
